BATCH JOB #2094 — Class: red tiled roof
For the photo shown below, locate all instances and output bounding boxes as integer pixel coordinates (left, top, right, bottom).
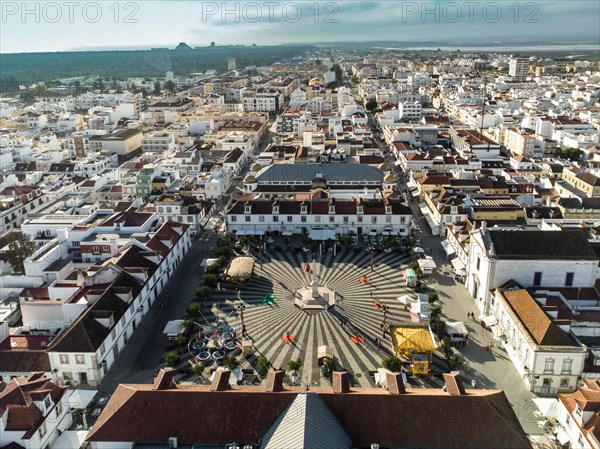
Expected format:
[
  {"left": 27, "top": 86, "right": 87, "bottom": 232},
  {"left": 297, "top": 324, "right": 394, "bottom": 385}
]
[
  {"left": 558, "top": 380, "right": 600, "bottom": 445},
  {"left": 500, "top": 289, "right": 578, "bottom": 347},
  {"left": 87, "top": 384, "right": 531, "bottom": 448},
  {"left": 0, "top": 375, "right": 67, "bottom": 437}
]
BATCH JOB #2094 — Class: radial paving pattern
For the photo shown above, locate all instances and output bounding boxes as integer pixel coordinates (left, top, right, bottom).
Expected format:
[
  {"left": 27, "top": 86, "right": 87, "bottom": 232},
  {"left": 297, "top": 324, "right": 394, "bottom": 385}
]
[{"left": 202, "top": 246, "right": 416, "bottom": 387}]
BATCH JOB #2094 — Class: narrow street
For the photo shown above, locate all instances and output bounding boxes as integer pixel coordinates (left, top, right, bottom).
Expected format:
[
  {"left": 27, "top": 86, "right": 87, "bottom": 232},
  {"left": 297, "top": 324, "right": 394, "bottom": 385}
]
[{"left": 96, "top": 235, "right": 216, "bottom": 397}]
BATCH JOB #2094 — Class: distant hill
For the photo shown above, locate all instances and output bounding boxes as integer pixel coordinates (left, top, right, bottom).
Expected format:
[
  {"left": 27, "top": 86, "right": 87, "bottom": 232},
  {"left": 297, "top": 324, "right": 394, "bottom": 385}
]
[
  {"left": 174, "top": 42, "right": 193, "bottom": 51},
  {"left": 0, "top": 45, "right": 315, "bottom": 84}
]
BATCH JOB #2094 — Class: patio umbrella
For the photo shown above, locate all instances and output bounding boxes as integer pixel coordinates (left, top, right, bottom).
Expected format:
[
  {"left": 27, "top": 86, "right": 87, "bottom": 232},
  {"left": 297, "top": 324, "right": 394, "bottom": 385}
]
[{"left": 413, "top": 247, "right": 425, "bottom": 253}]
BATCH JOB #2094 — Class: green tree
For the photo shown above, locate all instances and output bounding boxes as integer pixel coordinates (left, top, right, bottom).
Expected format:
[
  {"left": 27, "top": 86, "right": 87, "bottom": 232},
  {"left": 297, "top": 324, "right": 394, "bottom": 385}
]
[
  {"left": 153, "top": 81, "right": 161, "bottom": 95},
  {"left": 164, "top": 80, "right": 176, "bottom": 93},
  {"left": 408, "top": 261, "right": 424, "bottom": 278},
  {"left": 382, "top": 236, "right": 396, "bottom": 248},
  {"left": 224, "top": 355, "right": 239, "bottom": 370},
  {"left": 175, "top": 334, "right": 187, "bottom": 346},
  {"left": 365, "top": 99, "right": 378, "bottom": 112},
  {"left": 206, "top": 263, "right": 220, "bottom": 275},
  {"left": 164, "top": 351, "right": 179, "bottom": 367},
  {"left": 560, "top": 147, "right": 584, "bottom": 162},
  {"left": 201, "top": 273, "right": 218, "bottom": 288},
  {"left": 257, "top": 356, "right": 271, "bottom": 374},
  {"left": 430, "top": 305, "right": 443, "bottom": 321},
  {"left": 448, "top": 355, "right": 463, "bottom": 371},
  {"left": 193, "top": 286, "right": 211, "bottom": 300},
  {"left": 382, "top": 356, "right": 403, "bottom": 372},
  {"left": 214, "top": 245, "right": 230, "bottom": 258},
  {"left": 193, "top": 363, "right": 205, "bottom": 378},
  {"left": 187, "top": 302, "right": 201, "bottom": 318},
  {"left": 440, "top": 336, "right": 453, "bottom": 359},
  {"left": 286, "top": 358, "right": 303, "bottom": 375},
  {"left": 431, "top": 320, "right": 446, "bottom": 336},
  {"left": 5, "top": 234, "right": 35, "bottom": 273},
  {"left": 181, "top": 319, "right": 193, "bottom": 331},
  {"left": 339, "top": 235, "right": 353, "bottom": 245},
  {"left": 428, "top": 292, "right": 439, "bottom": 303}
]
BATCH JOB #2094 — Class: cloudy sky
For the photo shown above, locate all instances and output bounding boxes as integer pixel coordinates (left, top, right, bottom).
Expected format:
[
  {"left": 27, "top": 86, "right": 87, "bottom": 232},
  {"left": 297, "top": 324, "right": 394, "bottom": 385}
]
[{"left": 1, "top": 1, "right": 599, "bottom": 53}]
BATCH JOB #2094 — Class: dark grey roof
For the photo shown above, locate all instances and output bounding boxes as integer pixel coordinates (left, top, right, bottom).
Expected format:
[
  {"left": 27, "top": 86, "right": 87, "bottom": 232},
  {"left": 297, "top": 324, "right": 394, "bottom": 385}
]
[
  {"left": 487, "top": 229, "right": 598, "bottom": 260},
  {"left": 256, "top": 164, "right": 383, "bottom": 183},
  {"left": 260, "top": 393, "right": 351, "bottom": 449}
]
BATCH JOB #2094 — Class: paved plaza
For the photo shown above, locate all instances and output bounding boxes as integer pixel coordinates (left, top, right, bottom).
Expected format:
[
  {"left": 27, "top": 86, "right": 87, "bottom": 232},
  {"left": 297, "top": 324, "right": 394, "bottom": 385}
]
[{"left": 201, "top": 242, "right": 417, "bottom": 387}]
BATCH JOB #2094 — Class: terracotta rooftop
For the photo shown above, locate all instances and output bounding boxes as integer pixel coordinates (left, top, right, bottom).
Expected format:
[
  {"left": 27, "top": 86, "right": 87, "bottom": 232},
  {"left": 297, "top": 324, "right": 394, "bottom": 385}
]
[
  {"left": 499, "top": 288, "right": 579, "bottom": 347},
  {"left": 0, "top": 374, "right": 67, "bottom": 438},
  {"left": 87, "top": 382, "right": 531, "bottom": 448},
  {"left": 558, "top": 380, "right": 600, "bottom": 446}
]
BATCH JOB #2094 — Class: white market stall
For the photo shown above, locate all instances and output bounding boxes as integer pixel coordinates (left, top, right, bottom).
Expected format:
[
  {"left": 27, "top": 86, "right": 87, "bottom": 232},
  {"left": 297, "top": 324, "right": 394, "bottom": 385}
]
[
  {"left": 163, "top": 320, "right": 184, "bottom": 341},
  {"left": 418, "top": 257, "right": 437, "bottom": 274}
]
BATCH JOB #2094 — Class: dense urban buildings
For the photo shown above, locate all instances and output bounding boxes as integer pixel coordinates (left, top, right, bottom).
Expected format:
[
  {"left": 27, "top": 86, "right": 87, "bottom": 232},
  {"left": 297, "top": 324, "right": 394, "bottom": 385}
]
[{"left": 1, "top": 33, "right": 600, "bottom": 449}]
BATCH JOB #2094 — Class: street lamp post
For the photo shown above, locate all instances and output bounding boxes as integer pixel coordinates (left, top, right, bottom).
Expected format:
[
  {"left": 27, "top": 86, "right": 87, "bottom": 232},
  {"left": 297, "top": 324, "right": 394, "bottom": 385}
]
[{"left": 237, "top": 303, "right": 247, "bottom": 336}]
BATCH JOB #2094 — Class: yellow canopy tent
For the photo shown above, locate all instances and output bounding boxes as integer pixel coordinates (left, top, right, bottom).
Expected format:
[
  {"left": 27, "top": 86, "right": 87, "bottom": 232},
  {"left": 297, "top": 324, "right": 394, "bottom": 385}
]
[{"left": 391, "top": 324, "right": 437, "bottom": 359}]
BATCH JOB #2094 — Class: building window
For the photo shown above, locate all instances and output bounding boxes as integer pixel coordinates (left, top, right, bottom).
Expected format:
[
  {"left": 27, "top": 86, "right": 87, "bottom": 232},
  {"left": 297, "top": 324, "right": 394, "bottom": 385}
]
[
  {"left": 562, "top": 358, "right": 573, "bottom": 374},
  {"left": 343, "top": 216, "right": 349, "bottom": 224},
  {"left": 93, "top": 245, "right": 100, "bottom": 254},
  {"left": 301, "top": 216, "right": 307, "bottom": 223},
  {"left": 100, "top": 343, "right": 105, "bottom": 355},
  {"left": 560, "top": 378, "right": 569, "bottom": 389},
  {"left": 63, "top": 371, "right": 73, "bottom": 381},
  {"left": 75, "top": 354, "right": 85, "bottom": 364},
  {"left": 400, "top": 216, "right": 406, "bottom": 223},
  {"left": 39, "top": 422, "right": 47, "bottom": 438},
  {"left": 44, "top": 396, "right": 51, "bottom": 408},
  {"left": 56, "top": 401, "right": 62, "bottom": 416},
  {"left": 476, "top": 257, "right": 481, "bottom": 270},
  {"left": 544, "top": 358, "right": 555, "bottom": 374},
  {"left": 273, "top": 215, "right": 279, "bottom": 222},
  {"left": 371, "top": 216, "right": 377, "bottom": 224},
  {"left": 59, "top": 354, "right": 69, "bottom": 364},
  {"left": 357, "top": 216, "right": 363, "bottom": 223},
  {"left": 259, "top": 216, "right": 265, "bottom": 223},
  {"left": 565, "top": 272, "right": 574, "bottom": 287},
  {"left": 287, "top": 216, "right": 292, "bottom": 222},
  {"left": 245, "top": 216, "right": 251, "bottom": 222},
  {"left": 533, "top": 272, "right": 542, "bottom": 286},
  {"left": 385, "top": 216, "right": 392, "bottom": 223},
  {"left": 231, "top": 216, "right": 237, "bottom": 222},
  {"left": 315, "top": 216, "right": 321, "bottom": 223}
]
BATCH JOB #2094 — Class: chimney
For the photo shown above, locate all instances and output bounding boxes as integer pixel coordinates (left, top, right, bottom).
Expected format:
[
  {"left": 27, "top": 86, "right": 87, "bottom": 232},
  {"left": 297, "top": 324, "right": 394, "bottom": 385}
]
[
  {"left": 332, "top": 371, "right": 350, "bottom": 394},
  {"left": 386, "top": 372, "right": 406, "bottom": 395},
  {"left": 153, "top": 368, "right": 177, "bottom": 390},
  {"left": 443, "top": 373, "right": 467, "bottom": 396},
  {"left": 210, "top": 369, "right": 231, "bottom": 391},
  {"left": 265, "top": 370, "right": 285, "bottom": 392}
]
